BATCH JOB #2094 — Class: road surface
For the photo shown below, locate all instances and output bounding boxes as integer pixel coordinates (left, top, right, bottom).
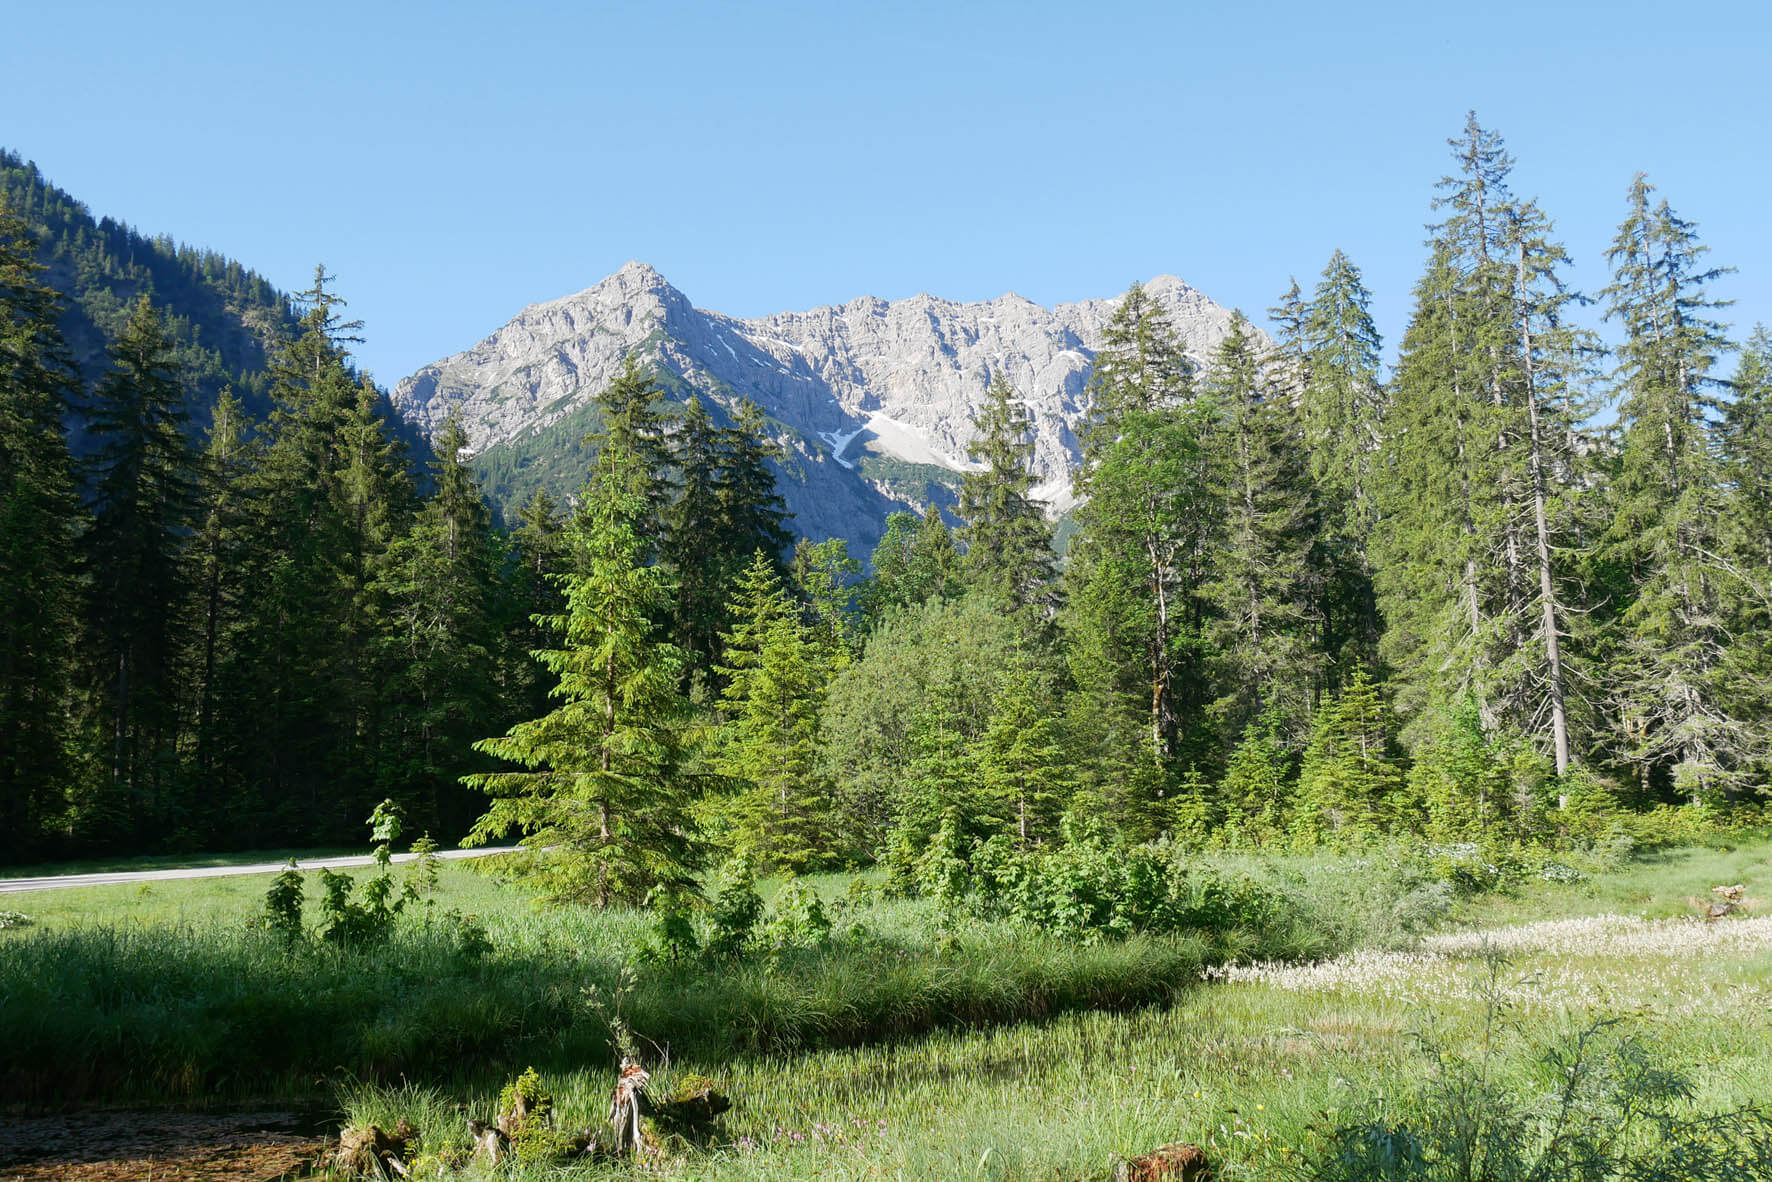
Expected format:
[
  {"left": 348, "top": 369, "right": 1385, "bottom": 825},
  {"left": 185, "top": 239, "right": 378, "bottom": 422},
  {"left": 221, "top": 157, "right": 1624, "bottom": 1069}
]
[{"left": 0, "top": 847, "right": 518, "bottom": 895}]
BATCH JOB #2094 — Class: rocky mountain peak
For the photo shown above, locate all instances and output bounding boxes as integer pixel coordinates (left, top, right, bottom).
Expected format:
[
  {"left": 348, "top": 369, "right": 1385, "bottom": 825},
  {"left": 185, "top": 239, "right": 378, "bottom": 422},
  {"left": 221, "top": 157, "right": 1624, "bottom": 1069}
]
[{"left": 392, "top": 270, "right": 1260, "bottom": 552}]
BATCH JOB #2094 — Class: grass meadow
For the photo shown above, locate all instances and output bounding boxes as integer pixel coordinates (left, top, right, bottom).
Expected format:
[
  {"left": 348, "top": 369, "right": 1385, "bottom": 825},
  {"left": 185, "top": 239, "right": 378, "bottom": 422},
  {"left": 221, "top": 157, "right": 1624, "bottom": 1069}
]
[{"left": 3, "top": 836, "right": 1769, "bottom": 1178}]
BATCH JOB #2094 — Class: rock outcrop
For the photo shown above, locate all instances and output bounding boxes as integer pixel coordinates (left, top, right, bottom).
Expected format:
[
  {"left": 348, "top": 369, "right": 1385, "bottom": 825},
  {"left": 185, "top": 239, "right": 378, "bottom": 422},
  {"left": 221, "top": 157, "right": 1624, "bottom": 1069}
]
[{"left": 391, "top": 263, "right": 1256, "bottom": 553}]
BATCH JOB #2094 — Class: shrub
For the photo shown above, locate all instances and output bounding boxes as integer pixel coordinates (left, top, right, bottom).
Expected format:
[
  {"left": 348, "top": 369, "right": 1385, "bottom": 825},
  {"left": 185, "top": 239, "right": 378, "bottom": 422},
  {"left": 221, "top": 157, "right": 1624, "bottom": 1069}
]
[
  {"left": 761, "top": 876, "right": 831, "bottom": 950},
  {"left": 316, "top": 799, "right": 410, "bottom": 946},
  {"left": 640, "top": 885, "right": 700, "bottom": 963},
  {"left": 261, "top": 863, "right": 305, "bottom": 943},
  {"left": 705, "top": 854, "right": 764, "bottom": 960}
]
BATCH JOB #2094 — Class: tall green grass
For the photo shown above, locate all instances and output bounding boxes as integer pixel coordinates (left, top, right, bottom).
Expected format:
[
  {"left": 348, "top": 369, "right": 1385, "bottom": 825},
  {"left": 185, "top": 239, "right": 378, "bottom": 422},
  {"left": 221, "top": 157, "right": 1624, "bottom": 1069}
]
[
  {"left": 12, "top": 834, "right": 1766, "bottom": 1142},
  {"left": 0, "top": 905, "right": 1204, "bottom": 1105}
]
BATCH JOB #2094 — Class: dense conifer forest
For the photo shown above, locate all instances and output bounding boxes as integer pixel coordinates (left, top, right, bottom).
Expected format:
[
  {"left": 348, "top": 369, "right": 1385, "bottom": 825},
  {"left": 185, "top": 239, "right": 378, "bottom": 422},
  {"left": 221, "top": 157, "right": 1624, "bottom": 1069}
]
[{"left": 3, "top": 115, "right": 1768, "bottom": 874}]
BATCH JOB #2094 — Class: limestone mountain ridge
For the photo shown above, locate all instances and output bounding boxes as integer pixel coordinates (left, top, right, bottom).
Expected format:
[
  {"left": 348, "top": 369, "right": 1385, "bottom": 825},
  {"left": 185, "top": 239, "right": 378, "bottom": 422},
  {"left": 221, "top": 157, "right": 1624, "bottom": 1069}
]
[{"left": 391, "top": 262, "right": 1258, "bottom": 552}]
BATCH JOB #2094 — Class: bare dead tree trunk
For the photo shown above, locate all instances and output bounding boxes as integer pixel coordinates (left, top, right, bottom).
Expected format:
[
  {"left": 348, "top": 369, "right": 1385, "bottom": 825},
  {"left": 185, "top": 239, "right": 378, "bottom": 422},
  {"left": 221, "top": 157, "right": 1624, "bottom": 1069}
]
[{"left": 1519, "top": 244, "right": 1571, "bottom": 779}]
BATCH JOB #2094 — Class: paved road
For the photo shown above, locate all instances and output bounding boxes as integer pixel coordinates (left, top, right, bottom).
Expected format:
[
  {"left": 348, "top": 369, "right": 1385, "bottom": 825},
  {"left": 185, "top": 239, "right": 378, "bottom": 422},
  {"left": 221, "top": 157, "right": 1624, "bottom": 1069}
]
[{"left": 0, "top": 847, "right": 518, "bottom": 895}]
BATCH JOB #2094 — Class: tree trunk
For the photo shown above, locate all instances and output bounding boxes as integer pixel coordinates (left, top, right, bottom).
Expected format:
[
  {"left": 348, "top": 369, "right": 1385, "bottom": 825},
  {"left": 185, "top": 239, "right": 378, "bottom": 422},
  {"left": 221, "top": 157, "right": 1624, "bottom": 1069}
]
[{"left": 1519, "top": 245, "right": 1571, "bottom": 778}]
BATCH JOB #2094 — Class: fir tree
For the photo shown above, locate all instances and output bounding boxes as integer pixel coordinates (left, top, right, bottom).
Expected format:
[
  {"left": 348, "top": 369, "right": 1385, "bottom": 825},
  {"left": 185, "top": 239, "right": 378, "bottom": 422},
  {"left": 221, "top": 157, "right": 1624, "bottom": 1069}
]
[
  {"left": 1296, "top": 250, "right": 1385, "bottom": 677},
  {"left": 1204, "top": 311, "right": 1322, "bottom": 741},
  {"left": 585, "top": 354, "right": 673, "bottom": 548},
  {"left": 1374, "top": 115, "right": 1594, "bottom": 770},
  {"left": 1500, "top": 199, "right": 1597, "bottom": 776},
  {"left": 464, "top": 442, "right": 703, "bottom": 905},
  {"left": 1067, "top": 285, "right": 1217, "bottom": 773},
  {"left": 79, "top": 295, "right": 201, "bottom": 839},
  {"left": 1217, "top": 707, "right": 1294, "bottom": 848},
  {"left": 719, "top": 398, "right": 792, "bottom": 569},
  {"left": 662, "top": 396, "right": 732, "bottom": 679},
  {"left": 958, "top": 374, "right": 1056, "bottom": 618},
  {"left": 1079, "top": 280, "right": 1194, "bottom": 444},
  {"left": 1599, "top": 174, "right": 1750, "bottom": 801},
  {"left": 1722, "top": 326, "right": 1772, "bottom": 575},
  {"left": 1717, "top": 327, "right": 1772, "bottom": 784},
  {"left": 248, "top": 267, "right": 407, "bottom": 838},
  {"left": 713, "top": 552, "right": 839, "bottom": 870},
  {"left": 1374, "top": 243, "right": 1481, "bottom": 739},
  {"left": 1290, "top": 670, "right": 1405, "bottom": 846},
  {"left": 0, "top": 200, "right": 82, "bottom": 857},
  {"left": 972, "top": 663, "right": 1071, "bottom": 845},
  {"left": 793, "top": 536, "right": 862, "bottom": 657},
  {"left": 1407, "top": 698, "right": 1525, "bottom": 842},
  {"left": 374, "top": 414, "right": 497, "bottom": 835},
  {"left": 1264, "top": 276, "right": 1311, "bottom": 402},
  {"left": 503, "top": 487, "right": 566, "bottom": 724},
  {"left": 185, "top": 387, "right": 259, "bottom": 818}
]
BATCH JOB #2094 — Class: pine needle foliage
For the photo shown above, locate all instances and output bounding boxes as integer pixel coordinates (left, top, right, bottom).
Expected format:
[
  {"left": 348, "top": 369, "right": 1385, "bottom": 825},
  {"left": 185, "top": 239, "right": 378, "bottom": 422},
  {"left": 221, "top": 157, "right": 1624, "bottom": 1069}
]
[{"left": 463, "top": 444, "right": 702, "bottom": 906}]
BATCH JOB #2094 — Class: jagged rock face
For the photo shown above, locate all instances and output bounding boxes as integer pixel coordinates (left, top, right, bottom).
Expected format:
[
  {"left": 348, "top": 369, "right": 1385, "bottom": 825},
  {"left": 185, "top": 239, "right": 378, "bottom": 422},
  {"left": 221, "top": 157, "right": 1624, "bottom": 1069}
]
[{"left": 391, "top": 262, "right": 1257, "bottom": 553}]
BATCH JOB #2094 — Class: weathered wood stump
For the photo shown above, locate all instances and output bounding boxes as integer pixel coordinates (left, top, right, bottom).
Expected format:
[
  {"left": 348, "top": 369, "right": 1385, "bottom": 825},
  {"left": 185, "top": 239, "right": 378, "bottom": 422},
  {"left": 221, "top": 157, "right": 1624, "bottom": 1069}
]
[
  {"left": 609, "top": 1056, "right": 650, "bottom": 1155},
  {"left": 466, "top": 1118, "right": 508, "bottom": 1167},
  {"left": 1113, "top": 1141, "right": 1211, "bottom": 1181},
  {"left": 330, "top": 1118, "right": 417, "bottom": 1178}
]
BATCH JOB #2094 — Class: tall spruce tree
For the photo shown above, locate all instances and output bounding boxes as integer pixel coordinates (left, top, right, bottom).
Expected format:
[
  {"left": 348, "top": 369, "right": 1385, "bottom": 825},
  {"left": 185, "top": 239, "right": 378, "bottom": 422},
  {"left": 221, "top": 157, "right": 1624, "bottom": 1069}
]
[
  {"left": 1722, "top": 326, "right": 1772, "bottom": 575},
  {"left": 1296, "top": 250, "right": 1385, "bottom": 677},
  {"left": 587, "top": 354, "right": 674, "bottom": 549},
  {"left": 1501, "top": 199, "right": 1597, "bottom": 776},
  {"left": 248, "top": 267, "right": 402, "bottom": 837},
  {"left": 185, "top": 387, "right": 259, "bottom": 823},
  {"left": 464, "top": 440, "right": 703, "bottom": 905},
  {"left": 374, "top": 414, "right": 497, "bottom": 835},
  {"left": 1066, "top": 284, "right": 1214, "bottom": 780},
  {"left": 719, "top": 398, "right": 792, "bottom": 570},
  {"left": 1374, "top": 115, "right": 1593, "bottom": 775},
  {"left": 1374, "top": 243, "right": 1480, "bottom": 738},
  {"left": 1717, "top": 326, "right": 1772, "bottom": 777},
  {"left": 958, "top": 374, "right": 1056, "bottom": 619},
  {"left": 662, "top": 395, "right": 793, "bottom": 685},
  {"left": 79, "top": 295, "right": 201, "bottom": 840},
  {"left": 0, "top": 201, "right": 82, "bottom": 857},
  {"left": 662, "top": 395, "right": 731, "bottom": 679},
  {"left": 503, "top": 488, "right": 566, "bottom": 724},
  {"left": 1204, "top": 311, "right": 1322, "bottom": 741},
  {"left": 712, "top": 551, "right": 839, "bottom": 870},
  {"left": 1599, "top": 174, "right": 1750, "bottom": 801}
]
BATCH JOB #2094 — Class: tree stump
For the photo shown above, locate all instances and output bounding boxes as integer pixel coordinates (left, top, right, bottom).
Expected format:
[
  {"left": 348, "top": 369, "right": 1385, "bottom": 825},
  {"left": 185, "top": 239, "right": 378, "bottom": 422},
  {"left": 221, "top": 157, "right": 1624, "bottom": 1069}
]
[
  {"left": 1113, "top": 1141, "right": 1211, "bottom": 1181},
  {"left": 330, "top": 1118, "right": 416, "bottom": 1178},
  {"left": 608, "top": 1056, "right": 650, "bottom": 1155}
]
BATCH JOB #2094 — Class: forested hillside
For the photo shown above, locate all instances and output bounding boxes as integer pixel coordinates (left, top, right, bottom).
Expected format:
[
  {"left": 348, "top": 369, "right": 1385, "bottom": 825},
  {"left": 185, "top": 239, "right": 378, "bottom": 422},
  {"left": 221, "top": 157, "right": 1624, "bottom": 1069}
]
[
  {"left": 0, "top": 151, "right": 295, "bottom": 427},
  {"left": 0, "top": 149, "right": 429, "bottom": 460},
  {"left": 2, "top": 114, "right": 1767, "bottom": 871}
]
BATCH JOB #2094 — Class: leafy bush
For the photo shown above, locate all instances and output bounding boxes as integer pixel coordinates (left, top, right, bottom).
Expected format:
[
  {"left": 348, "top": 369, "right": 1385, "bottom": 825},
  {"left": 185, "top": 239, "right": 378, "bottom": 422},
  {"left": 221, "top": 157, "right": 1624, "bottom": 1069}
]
[
  {"left": 640, "top": 885, "right": 700, "bottom": 963},
  {"left": 317, "top": 865, "right": 405, "bottom": 946},
  {"left": 261, "top": 863, "right": 305, "bottom": 942},
  {"left": 704, "top": 854, "right": 764, "bottom": 960},
  {"left": 761, "top": 876, "right": 832, "bottom": 950},
  {"left": 314, "top": 800, "right": 413, "bottom": 946},
  {"left": 1421, "top": 841, "right": 1514, "bottom": 896},
  {"left": 494, "top": 1066, "right": 561, "bottom": 1161}
]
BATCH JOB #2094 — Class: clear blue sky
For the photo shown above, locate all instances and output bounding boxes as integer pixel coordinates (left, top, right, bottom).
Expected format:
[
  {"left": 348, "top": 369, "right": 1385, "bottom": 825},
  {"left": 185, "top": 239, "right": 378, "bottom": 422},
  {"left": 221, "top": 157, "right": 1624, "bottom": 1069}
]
[{"left": 6, "top": 0, "right": 1769, "bottom": 387}]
